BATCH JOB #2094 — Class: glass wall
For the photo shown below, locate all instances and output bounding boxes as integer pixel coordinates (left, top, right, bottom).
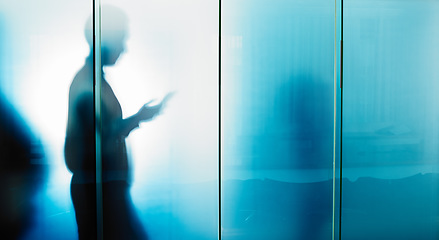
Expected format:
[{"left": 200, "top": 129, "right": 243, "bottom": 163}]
[
  {"left": 221, "top": 0, "right": 336, "bottom": 239},
  {"left": 1, "top": 0, "right": 218, "bottom": 239},
  {"left": 342, "top": 0, "right": 439, "bottom": 239},
  {"left": 2, "top": 0, "right": 439, "bottom": 239},
  {"left": 0, "top": 1, "right": 91, "bottom": 239},
  {"left": 96, "top": 1, "right": 219, "bottom": 239}
]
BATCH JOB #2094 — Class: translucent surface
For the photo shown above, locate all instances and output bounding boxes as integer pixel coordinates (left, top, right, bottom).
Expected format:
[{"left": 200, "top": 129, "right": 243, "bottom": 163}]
[
  {"left": 1, "top": 1, "right": 219, "bottom": 239},
  {"left": 0, "top": 1, "right": 91, "bottom": 239},
  {"left": 4, "top": 0, "right": 439, "bottom": 239},
  {"left": 342, "top": 0, "right": 439, "bottom": 239},
  {"left": 221, "top": 0, "right": 336, "bottom": 239},
  {"left": 97, "top": 1, "right": 219, "bottom": 239}
]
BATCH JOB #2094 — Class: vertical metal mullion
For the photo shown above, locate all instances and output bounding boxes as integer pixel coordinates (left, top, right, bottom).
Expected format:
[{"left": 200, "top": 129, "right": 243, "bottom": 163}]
[
  {"left": 218, "top": 0, "right": 222, "bottom": 239},
  {"left": 339, "top": 0, "right": 344, "bottom": 239},
  {"left": 93, "top": 0, "right": 103, "bottom": 239},
  {"left": 332, "top": 0, "right": 343, "bottom": 239},
  {"left": 332, "top": 0, "right": 339, "bottom": 239}
]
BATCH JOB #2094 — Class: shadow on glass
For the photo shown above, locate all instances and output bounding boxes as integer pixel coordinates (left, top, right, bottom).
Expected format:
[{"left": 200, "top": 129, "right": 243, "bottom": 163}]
[
  {"left": 0, "top": 91, "right": 46, "bottom": 239},
  {"left": 64, "top": 5, "right": 172, "bottom": 239}
]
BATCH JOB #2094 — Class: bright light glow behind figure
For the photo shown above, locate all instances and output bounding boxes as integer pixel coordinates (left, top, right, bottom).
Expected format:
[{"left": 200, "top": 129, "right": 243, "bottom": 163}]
[
  {"left": 100, "top": 1, "right": 219, "bottom": 239},
  {"left": 2, "top": 0, "right": 219, "bottom": 238},
  {"left": 102, "top": 0, "right": 219, "bottom": 184}
]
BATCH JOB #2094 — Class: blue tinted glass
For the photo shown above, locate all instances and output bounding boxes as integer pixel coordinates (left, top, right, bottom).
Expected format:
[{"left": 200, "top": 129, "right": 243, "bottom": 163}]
[
  {"left": 0, "top": 1, "right": 92, "bottom": 239},
  {"left": 222, "top": 0, "right": 336, "bottom": 239},
  {"left": 342, "top": 0, "right": 439, "bottom": 239}
]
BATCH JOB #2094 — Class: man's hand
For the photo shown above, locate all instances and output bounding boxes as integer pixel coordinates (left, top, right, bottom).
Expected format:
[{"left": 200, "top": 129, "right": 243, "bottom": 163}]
[
  {"left": 137, "top": 103, "right": 161, "bottom": 122},
  {"left": 137, "top": 92, "right": 174, "bottom": 122}
]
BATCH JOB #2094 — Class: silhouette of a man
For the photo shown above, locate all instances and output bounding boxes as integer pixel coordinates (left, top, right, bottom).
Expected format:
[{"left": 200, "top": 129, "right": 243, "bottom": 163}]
[{"left": 65, "top": 6, "right": 165, "bottom": 239}]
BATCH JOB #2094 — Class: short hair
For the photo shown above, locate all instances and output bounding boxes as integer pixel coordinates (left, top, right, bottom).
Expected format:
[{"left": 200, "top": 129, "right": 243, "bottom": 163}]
[{"left": 84, "top": 5, "right": 128, "bottom": 48}]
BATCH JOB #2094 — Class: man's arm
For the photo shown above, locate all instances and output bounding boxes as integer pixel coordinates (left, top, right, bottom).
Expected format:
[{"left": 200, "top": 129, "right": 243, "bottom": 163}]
[{"left": 111, "top": 104, "right": 162, "bottom": 137}]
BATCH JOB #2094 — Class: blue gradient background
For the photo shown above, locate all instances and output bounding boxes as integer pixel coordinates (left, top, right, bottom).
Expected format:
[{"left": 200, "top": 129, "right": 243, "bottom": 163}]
[{"left": 1, "top": 0, "right": 439, "bottom": 239}]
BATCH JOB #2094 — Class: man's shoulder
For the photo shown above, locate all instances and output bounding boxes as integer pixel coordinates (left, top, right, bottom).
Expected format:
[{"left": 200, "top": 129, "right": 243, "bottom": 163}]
[{"left": 70, "top": 67, "right": 93, "bottom": 96}]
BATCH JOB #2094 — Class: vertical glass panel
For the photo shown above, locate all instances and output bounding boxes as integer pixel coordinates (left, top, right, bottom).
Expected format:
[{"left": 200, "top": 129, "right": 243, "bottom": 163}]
[
  {"left": 222, "top": 0, "right": 335, "bottom": 239},
  {"left": 96, "top": 1, "right": 219, "bottom": 239},
  {"left": 342, "top": 0, "right": 439, "bottom": 239},
  {"left": 65, "top": 3, "right": 97, "bottom": 239},
  {"left": 0, "top": 1, "right": 91, "bottom": 239}
]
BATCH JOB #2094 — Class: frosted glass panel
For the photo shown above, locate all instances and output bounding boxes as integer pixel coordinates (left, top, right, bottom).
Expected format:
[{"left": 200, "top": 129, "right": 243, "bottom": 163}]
[
  {"left": 0, "top": 1, "right": 91, "bottom": 239},
  {"left": 342, "top": 0, "right": 439, "bottom": 239},
  {"left": 98, "top": 1, "right": 219, "bottom": 239},
  {"left": 5, "top": 0, "right": 439, "bottom": 239},
  {"left": 221, "top": 0, "right": 335, "bottom": 239}
]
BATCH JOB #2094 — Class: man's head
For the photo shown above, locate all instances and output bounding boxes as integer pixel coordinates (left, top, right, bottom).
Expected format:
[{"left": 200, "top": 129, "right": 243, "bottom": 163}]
[{"left": 84, "top": 5, "right": 128, "bottom": 66}]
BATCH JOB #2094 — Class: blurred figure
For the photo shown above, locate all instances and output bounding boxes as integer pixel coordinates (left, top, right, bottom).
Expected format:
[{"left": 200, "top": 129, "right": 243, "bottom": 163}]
[
  {"left": 65, "top": 5, "right": 170, "bottom": 240},
  {"left": 0, "top": 92, "right": 45, "bottom": 239}
]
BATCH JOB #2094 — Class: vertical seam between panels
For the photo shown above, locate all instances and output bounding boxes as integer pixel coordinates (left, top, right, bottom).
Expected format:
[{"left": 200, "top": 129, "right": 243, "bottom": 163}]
[
  {"left": 339, "top": 0, "right": 343, "bottom": 239},
  {"left": 332, "top": 0, "right": 338, "bottom": 239},
  {"left": 93, "top": 1, "right": 103, "bottom": 239},
  {"left": 218, "top": 0, "right": 222, "bottom": 239}
]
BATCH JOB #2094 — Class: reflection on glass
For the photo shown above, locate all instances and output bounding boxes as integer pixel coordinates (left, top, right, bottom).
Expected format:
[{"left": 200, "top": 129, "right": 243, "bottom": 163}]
[
  {"left": 342, "top": 0, "right": 439, "bottom": 239},
  {"left": 221, "top": 0, "right": 335, "bottom": 239}
]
